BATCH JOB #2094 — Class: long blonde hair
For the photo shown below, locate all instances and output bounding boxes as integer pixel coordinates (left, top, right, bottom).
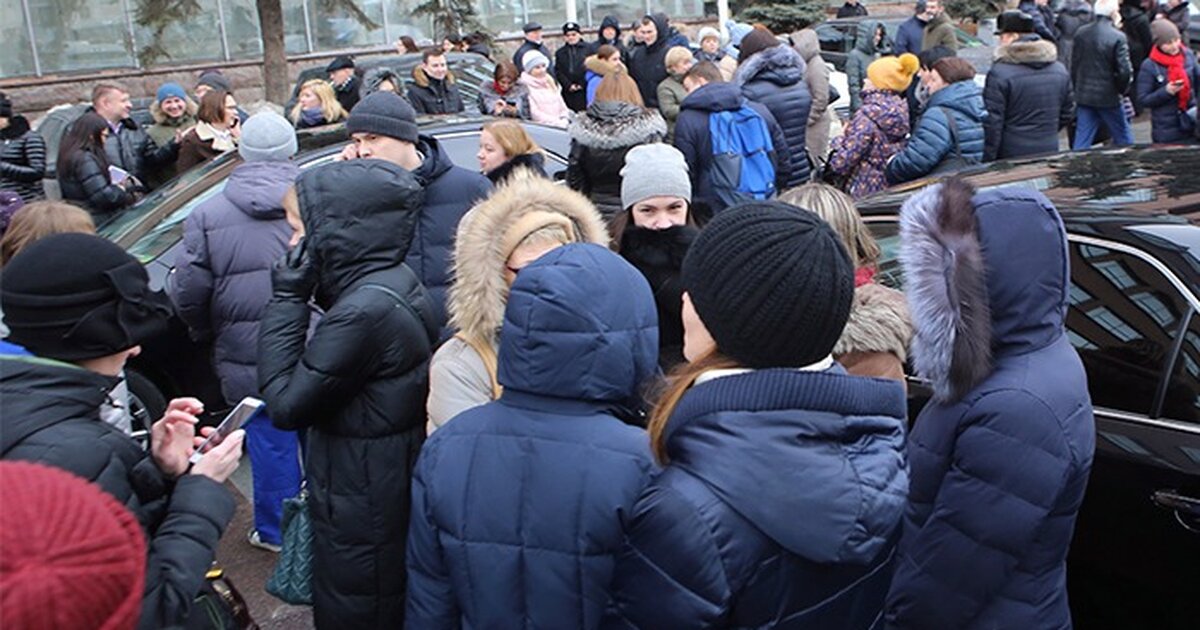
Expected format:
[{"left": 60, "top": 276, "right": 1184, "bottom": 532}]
[
  {"left": 482, "top": 120, "right": 542, "bottom": 159},
  {"left": 646, "top": 350, "right": 741, "bottom": 464},
  {"left": 290, "top": 79, "right": 347, "bottom": 125},
  {"left": 778, "top": 183, "right": 881, "bottom": 269}
]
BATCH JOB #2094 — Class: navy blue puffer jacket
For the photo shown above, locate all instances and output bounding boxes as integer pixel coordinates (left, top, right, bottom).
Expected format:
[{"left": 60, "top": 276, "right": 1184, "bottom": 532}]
[
  {"left": 736, "top": 44, "right": 811, "bottom": 186},
  {"left": 605, "top": 366, "right": 909, "bottom": 628},
  {"left": 1136, "top": 51, "right": 1200, "bottom": 143},
  {"left": 406, "top": 244, "right": 660, "bottom": 629},
  {"left": 885, "top": 185, "right": 1095, "bottom": 629},
  {"left": 886, "top": 79, "right": 986, "bottom": 184}
]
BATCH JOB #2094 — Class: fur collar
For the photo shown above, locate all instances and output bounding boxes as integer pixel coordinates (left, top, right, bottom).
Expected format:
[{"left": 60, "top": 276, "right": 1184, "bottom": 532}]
[
  {"left": 618, "top": 224, "right": 697, "bottom": 273},
  {"left": 995, "top": 38, "right": 1059, "bottom": 65},
  {"left": 448, "top": 170, "right": 610, "bottom": 346},
  {"left": 735, "top": 44, "right": 807, "bottom": 86},
  {"left": 485, "top": 152, "right": 546, "bottom": 184},
  {"left": 412, "top": 66, "right": 456, "bottom": 89},
  {"left": 832, "top": 283, "right": 912, "bottom": 362},
  {"left": 585, "top": 54, "right": 623, "bottom": 76},
  {"left": 899, "top": 179, "right": 993, "bottom": 404},
  {"left": 568, "top": 102, "right": 666, "bottom": 149}
]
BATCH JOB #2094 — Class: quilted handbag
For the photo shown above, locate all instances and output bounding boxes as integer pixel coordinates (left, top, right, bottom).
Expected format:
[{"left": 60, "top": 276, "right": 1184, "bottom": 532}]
[{"left": 265, "top": 489, "right": 313, "bottom": 605}]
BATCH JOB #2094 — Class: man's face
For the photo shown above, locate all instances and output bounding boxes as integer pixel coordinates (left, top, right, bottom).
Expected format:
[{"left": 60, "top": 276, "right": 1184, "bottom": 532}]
[
  {"left": 1160, "top": 37, "right": 1182, "bottom": 55},
  {"left": 527, "top": 29, "right": 543, "bottom": 43},
  {"left": 353, "top": 132, "right": 415, "bottom": 168},
  {"left": 998, "top": 32, "right": 1019, "bottom": 46},
  {"left": 683, "top": 76, "right": 707, "bottom": 93},
  {"left": 96, "top": 90, "right": 132, "bottom": 122},
  {"left": 194, "top": 84, "right": 212, "bottom": 101},
  {"left": 423, "top": 54, "right": 448, "bottom": 80},
  {"left": 926, "top": 0, "right": 941, "bottom": 17},
  {"left": 330, "top": 67, "right": 353, "bottom": 84},
  {"left": 602, "top": 26, "right": 617, "bottom": 40},
  {"left": 566, "top": 31, "right": 582, "bottom": 45},
  {"left": 638, "top": 22, "right": 658, "bottom": 46}
]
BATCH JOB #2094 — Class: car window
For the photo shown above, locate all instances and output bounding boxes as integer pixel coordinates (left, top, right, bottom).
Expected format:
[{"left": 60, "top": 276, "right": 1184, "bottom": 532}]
[
  {"left": 867, "top": 220, "right": 905, "bottom": 290},
  {"left": 1162, "top": 312, "right": 1199, "bottom": 422},
  {"left": 437, "top": 131, "right": 567, "bottom": 178},
  {"left": 126, "top": 184, "right": 224, "bottom": 263},
  {"left": 1068, "top": 242, "right": 1194, "bottom": 418}
]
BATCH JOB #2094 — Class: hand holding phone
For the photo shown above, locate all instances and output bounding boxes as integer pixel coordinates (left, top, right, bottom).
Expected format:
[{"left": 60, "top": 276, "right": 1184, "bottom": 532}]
[{"left": 189, "top": 397, "right": 263, "bottom": 464}]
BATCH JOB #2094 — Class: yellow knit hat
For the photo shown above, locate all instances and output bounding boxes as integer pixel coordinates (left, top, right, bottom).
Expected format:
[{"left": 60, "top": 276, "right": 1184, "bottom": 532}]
[{"left": 867, "top": 53, "right": 920, "bottom": 93}]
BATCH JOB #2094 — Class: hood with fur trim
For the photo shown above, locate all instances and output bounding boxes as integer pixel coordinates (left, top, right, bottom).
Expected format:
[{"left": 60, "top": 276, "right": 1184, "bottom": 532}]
[
  {"left": 585, "top": 54, "right": 625, "bottom": 77},
  {"left": 568, "top": 101, "right": 666, "bottom": 149},
  {"left": 412, "top": 65, "right": 457, "bottom": 88},
  {"left": 448, "top": 170, "right": 610, "bottom": 347},
  {"left": 994, "top": 37, "right": 1059, "bottom": 67},
  {"left": 900, "top": 178, "right": 1070, "bottom": 403},
  {"left": 735, "top": 43, "right": 807, "bottom": 88},
  {"left": 833, "top": 283, "right": 912, "bottom": 362}
]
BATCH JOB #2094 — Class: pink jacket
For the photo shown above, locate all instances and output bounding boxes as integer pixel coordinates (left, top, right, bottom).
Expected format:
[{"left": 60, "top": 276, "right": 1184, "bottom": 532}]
[{"left": 519, "top": 74, "right": 570, "bottom": 128}]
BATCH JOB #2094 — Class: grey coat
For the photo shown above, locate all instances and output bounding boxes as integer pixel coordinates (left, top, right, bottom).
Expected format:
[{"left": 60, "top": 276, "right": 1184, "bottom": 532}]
[{"left": 793, "top": 29, "right": 834, "bottom": 164}]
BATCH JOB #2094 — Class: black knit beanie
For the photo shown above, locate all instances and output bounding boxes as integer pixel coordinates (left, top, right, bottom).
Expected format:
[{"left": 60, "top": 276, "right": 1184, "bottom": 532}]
[
  {"left": 345, "top": 91, "right": 420, "bottom": 143},
  {"left": 681, "top": 201, "right": 854, "bottom": 368},
  {"left": 1, "top": 233, "right": 172, "bottom": 361}
]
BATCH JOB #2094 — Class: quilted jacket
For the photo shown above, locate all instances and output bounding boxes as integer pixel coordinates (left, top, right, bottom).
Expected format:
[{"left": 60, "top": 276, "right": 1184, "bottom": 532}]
[
  {"left": 736, "top": 44, "right": 813, "bottom": 186},
  {"left": 566, "top": 101, "right": 667, "bottom": 219},
  {"left": 1136, "top": 50, "right": 1200, "bottom": 143},
  {"left": 885, "top": 79, "right": 986, "bottom": 184},
  {"left": 0, "top": 115, "right": 46, "bottom": 201},
  {"left": 983, "top": 37, "right": 1074, "bottom": 161}
]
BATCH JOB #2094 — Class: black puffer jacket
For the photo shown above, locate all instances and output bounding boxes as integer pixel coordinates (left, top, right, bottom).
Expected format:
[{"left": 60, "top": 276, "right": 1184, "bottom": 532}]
[
  {"left": 333, "top": 75, "right": 361, "bottom": 113},
  {"left": 617, "top": 224, "right": 697, "bottom": 370},
  {"left": 258, "top": 160, "right": 438, "bottom": 629},
  {"left": 89, "top": 110, "right": 179, "bottom": 187},
  {"left": 0, "top": 355, "right": 235, "bottom": 630},
  {"left": 1119, "top": 2, "right": 1152, "bottom": 82},
  {"left": 0, "top": 115, "right": 46, "bottom": 201},
  {"left": 1071, "top": 16, "right": 1134, "bottom": 108},
  {"left": 566, "top": 101, "right": 667, "bottom": 219},
  {"left": 484, "top": 151, "right": 548, "bottom": 185},
  {"left": 408, "top": 67, "right": 465, "bottom": 115},
  {"left": 627, "top": 13, "right": 673, "bottom": 107},
  {"left": 983, "top": 37, "right": 1074, "bottom": 161},
  {"left": 58, "top": 151, "right": 132, "bottom": 215},
  {"left": 736, "top": 44, "right": 810, "bottom": 186}
]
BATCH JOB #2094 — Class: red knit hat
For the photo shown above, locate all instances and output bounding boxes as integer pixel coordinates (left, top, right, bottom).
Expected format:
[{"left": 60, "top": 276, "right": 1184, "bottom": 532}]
[{"left": 0, "top": 461, "right": 146, "bottom": 630}]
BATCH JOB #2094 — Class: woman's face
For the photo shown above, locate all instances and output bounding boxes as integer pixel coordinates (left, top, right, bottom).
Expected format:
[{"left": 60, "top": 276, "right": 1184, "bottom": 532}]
[
  {"left": 477, "top": 130, "right": 509, "bottom": 173},
  {"left": 924, "top": 70, "right": 948, "bottom": 94},
  {"left": 223, "top": 94, "right": 239, "bottom": 126},
  {"left": 161, "top": 96, "right": 187, "bottom": 119},
  {"left": 503, "top": 241, "right": 562, "bottom": 286},
  {"left": 496, "top": 74, "right": 516, "bottom": 91},
  {"left": 1160, "top": 38, "right": 1182, "bottom": 56},
  {"left": 681, "top": 292, "right": 717, "bottom": 363},
  {"left": 299, "top": 88, "right": 320, "bottom": 109},
  {"left": 669, "top": 58, "right": 695, "bottom": 77},
  {"left": 631, "top": 196, "right": 688, "bottom": 230},
  {"left": 530, "top": 64, "right": 548, "bottom": 78},
  {"left": 702, "top": 37, "right": 719, "bottom": 54},
  {"left": 377, "top": 79, "right": 396, "bottom": 94}
]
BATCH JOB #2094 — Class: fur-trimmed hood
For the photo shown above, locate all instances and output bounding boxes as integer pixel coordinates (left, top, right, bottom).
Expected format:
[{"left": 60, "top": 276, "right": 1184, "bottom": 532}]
[
  {"left": 995, "top": 37, "right": 1059, "bottom": 66},
  {"left": 585, "top": 54, "right": 625, "bottom": 77},
  {"left": 900, "top": 178, "right": 1070, "bottom": 403},
  {"left": 735, "top": 42, "right": 807, "bottom": 87},
  {"left": 412, "top": 65, "right": 457, "bottom": 88},
  {"left": 360, "top": 66, "right": 406, "bottom": 98},
  {"left": 448, "top": 170, "right": 610, "bottom": 347},
  {"left": 833, "top": 282, "right": 912, "bottom": 362},
  {"left": 568, "top": 101, "right": 667, "bottom": 149}
]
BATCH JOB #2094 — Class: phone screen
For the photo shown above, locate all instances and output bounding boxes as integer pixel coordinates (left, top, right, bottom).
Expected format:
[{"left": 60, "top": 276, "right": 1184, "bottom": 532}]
[{"left": 189, "top": 397, "right": 264, "bottom": 464}]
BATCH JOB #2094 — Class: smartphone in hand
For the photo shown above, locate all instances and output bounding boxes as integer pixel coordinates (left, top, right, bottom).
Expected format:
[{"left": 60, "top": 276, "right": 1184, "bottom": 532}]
[{"left": 189, "top": 397, "right": 264, "bottom": 464}]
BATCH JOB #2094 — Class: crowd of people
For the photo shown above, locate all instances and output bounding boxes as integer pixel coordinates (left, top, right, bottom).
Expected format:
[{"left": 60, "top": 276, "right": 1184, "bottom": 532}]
[{"left": 0, "top": 3, "right": 1192, "bottom": 629}]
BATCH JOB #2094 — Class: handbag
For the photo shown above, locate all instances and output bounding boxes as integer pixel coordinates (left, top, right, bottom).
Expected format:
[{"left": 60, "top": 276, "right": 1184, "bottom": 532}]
[
  {"left": 266, "top": 488, "right": 313, "bottom": 605},
  {"left": 186, "top": 566, "right": 260, "bottom": 630},
  {"left": 827, "top": 83, "right": 841, "bottom": 105},
  {"left": 930, "top": 107, "right": 979, "bottom": 176}
]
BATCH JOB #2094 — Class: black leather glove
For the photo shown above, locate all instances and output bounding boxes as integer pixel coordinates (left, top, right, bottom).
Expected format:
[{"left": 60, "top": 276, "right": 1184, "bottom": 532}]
[{"left": 272, "top": 237, "right": 318, "bottom": 301}]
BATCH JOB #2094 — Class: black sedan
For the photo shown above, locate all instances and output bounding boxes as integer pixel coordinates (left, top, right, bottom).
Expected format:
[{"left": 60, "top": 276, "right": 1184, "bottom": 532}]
[
  {"left": 862, "top": 145, "right": 1199, "bottom": 629},
  {"left": 286, "top": 51, "right": 495, "bottom": 114}
]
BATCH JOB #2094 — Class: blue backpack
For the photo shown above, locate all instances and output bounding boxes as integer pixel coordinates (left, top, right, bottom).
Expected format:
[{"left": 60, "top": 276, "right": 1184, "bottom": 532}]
[{"left": 708, "top": 105, "right": 776, "bottom": 210}]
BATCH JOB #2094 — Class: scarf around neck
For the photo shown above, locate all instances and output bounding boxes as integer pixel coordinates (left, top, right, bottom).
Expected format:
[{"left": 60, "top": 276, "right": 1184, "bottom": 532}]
[
  {"left": 1150, "top": 46, "right": 1192, "bottom": 111},
  {"left": 300, "top": 107, "right": 326, "bottom": 126}
]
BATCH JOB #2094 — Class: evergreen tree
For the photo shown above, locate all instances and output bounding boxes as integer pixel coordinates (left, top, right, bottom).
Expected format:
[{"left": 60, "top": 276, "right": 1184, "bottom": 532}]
[{"left": 736, "top": 0, "right": 827, "bottom": 34}]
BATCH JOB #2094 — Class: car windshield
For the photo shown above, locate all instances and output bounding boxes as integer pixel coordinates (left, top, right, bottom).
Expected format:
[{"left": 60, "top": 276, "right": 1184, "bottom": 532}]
[{"left": 97, "top": 152, "right": 239, "bottom": 243}]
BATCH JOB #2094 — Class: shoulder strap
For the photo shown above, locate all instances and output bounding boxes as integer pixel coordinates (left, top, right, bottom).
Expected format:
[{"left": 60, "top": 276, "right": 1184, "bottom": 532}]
[
  {"left": 937, "top": 106, "right": 965, "bottom": 160},
  {"left": 453, "top": 333, "right": 503, "bottom": 400},
  {"left": 358, "top": 283, "right": 436, "bottom": 349}
]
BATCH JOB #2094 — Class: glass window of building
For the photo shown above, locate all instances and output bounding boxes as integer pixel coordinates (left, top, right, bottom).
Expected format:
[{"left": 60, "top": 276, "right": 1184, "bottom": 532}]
[
  {"left": 307, "top": 0, "right": 386, "bottom": 51},
  {"left": 384, "top": 0, "right": 434, "bottom": 44},
  {"left": 475, "top": 0, "right": 528, "bottom": 36},
  {"left": 223, "top": 0, "right": 265, "bottom": 59},
  {"left": 26, "top": 0, "right": 136, "bottom": 73},
  {"left": 583, "top": 0, "right": 647, "bottom": 29},
  {"left": 648, "top": 0, "right": 706, "bottom": 20},
  {"left": 1, "top": 2, "right": 36, "bottom": 76},
  {"left": 283, "top": 0, "right": 313, "bottom": 54},
  {"left": 134, "top": 0, "right": 223, "bottom": 65},
  {"left": 525, "top": 0, "right": 567, "bottom": 31}
]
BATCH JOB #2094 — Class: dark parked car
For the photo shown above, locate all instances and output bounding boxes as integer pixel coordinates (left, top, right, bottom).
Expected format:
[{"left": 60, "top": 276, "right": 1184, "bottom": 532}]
[
  {"left": 93, "top": 115, "right": 570, "bottom": 422},
  {"left": 285, "top": 51, "right": 495, "bottom": 114},
  {"left": 816, "top": 17, "right": 992, "bottom": 75},
  {"left": 862, "top": 145, "right": 1199, "bottom": 630}
]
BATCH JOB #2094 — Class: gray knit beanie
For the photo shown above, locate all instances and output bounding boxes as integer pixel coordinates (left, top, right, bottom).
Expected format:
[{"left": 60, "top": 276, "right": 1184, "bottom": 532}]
[
  {"left": 346, "top": 92, "right": 420, "bottom": 144},
  {"left": 239, "top": 111, "right": 298, "bottom": 162},
  {"left": 620, "top": 144, "right": 691, "bottom": 209}
]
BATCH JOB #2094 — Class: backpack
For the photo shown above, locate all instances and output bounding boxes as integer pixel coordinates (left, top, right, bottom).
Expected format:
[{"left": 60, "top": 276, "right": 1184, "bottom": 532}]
[{"left": 708, "top": 105, "right": 776, "bottom": 210}]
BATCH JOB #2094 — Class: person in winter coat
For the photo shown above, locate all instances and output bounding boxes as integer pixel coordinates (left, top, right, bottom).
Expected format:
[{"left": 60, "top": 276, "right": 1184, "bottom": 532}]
[
  {"left": 408, "top": 244, "right": 659, "bottom": 629},
  {"left": 514, "top": 22, "right": 553, "bottom": 73},
  {"left": 838, "top": 0, "right": 870, "bottom": 18},
  {"left": 409, "top": 49, "right": 465, "bottom": 115},
  {"left": 884, "top": 178, "right": 1095, "bottom": 629},
  {"left": 585, "top": 45, "right": 626, "bottom": 106},
  {"left": 475, "top": 120, "right": 550, "bottom": 184},
  {"left": 1019, "top": 0, "right": 1060, "bottom": 42},
  {"left": 176, "top": 89, "right": 240, "bottom": 174},
  {"left": 426, "top": 174, "right": 609, "bottom": 431},
  {"left": 566, "top": 72, "right": 667, "bottom": 220},
  {"left": 1072, "top": 0, "right": 1136, "bottom": 148},
  {"left": 1122, "top": 0, "right": 1154, "bottom": 87},
  {"left": 337, "top": 92, "right": 492, "bottom": 328},
  {"left": 1138, "top": 19, "right": 1199, "bottom": 142},
  {"left": 922, "top": 0, "right": 959, "bottom": 51},
  {"left": 604, "top": 202, "right": 909, "bottom": 628},
  {"left": 360, "top": 66, "right": 406, "bottom": 100},
  {"left": 895, "top": 2, "right": 929, "bottom": 55},
  {"left": 557, "top": 22, "right": 590, "bottom": 112},
  {"left": 57, "top": 112, "right": 134, "bottom": 216},
  {"left": 88, "top": 84, "right": 180, "bottom": 191},
  {"left": 780, "top": 183, "right": 912, "bottom": 382},
  {"left": 736, "top": 27, "right": 812, "bottom": 187},
  {"left": 520, "top": 51, "right": 571, "bottom": 128},
  {"left": 1160, "top": 0, "right": 1192, "bottom": 37},
  {"left": 907, "top": 45, "right": 957, "bottom": 127},
  {"left": 612, "top": 144, "right": 698, "bottom": 369},
  {"left": 593, "top": 14, "right": 627, "bottom": 57},
  {"left": 258, "top": 159, "right": 438, "bottom": 629},
  {"left": 696, "top": 27, "right": 738, "bottom": 81},
  {"left": 984, "top": 11, "right": 1075, "bottom": 161},
  {"left": 657, "top": 46, "right": 695, "bottom": 140},
  {"left": 830, "top": 55, "right": 917, "bottom": 198},
  {"left": 1055, "top": 0, "right": 1095, "bottom": 70},
  {"left": 478, "top": 60, "right": 531, "bottom": 119},
  {"left": 327, "top": 56, "right": 360, "bottom": 114},
  {"left": 146, "top": 83, "right": 197, "bottom": 149},
  {"left": 0, "top": 93, "right": 46, "bottom": 202},
  {"left": 848, "top": 20, "right": 889, "bottom": 114},
  {"left": 170, "top": 112, "right": 302, "bottom": 553},
  {"left": 792, "top": 30, "right": 836, "bottom": 169},
  {"left": 887, "top": 58, "right": 985, "bottom": 184},
  {"left": 1, "top": 232, "right": 245, "bottom": 630},
  {"left": 628, "top": 14, "right": 676, "bottom": 108},
  {"left": 674, "top": 62, "right": 789, "bottom": 219},
  {"left": 289, "top": 79, "right": 348, "bottom": 129}
]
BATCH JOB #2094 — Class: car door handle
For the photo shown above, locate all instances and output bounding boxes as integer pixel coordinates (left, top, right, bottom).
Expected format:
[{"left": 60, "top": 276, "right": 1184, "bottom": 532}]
[{"left": 1152, "top": 489, "right": 1200, "bottom": 534}]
